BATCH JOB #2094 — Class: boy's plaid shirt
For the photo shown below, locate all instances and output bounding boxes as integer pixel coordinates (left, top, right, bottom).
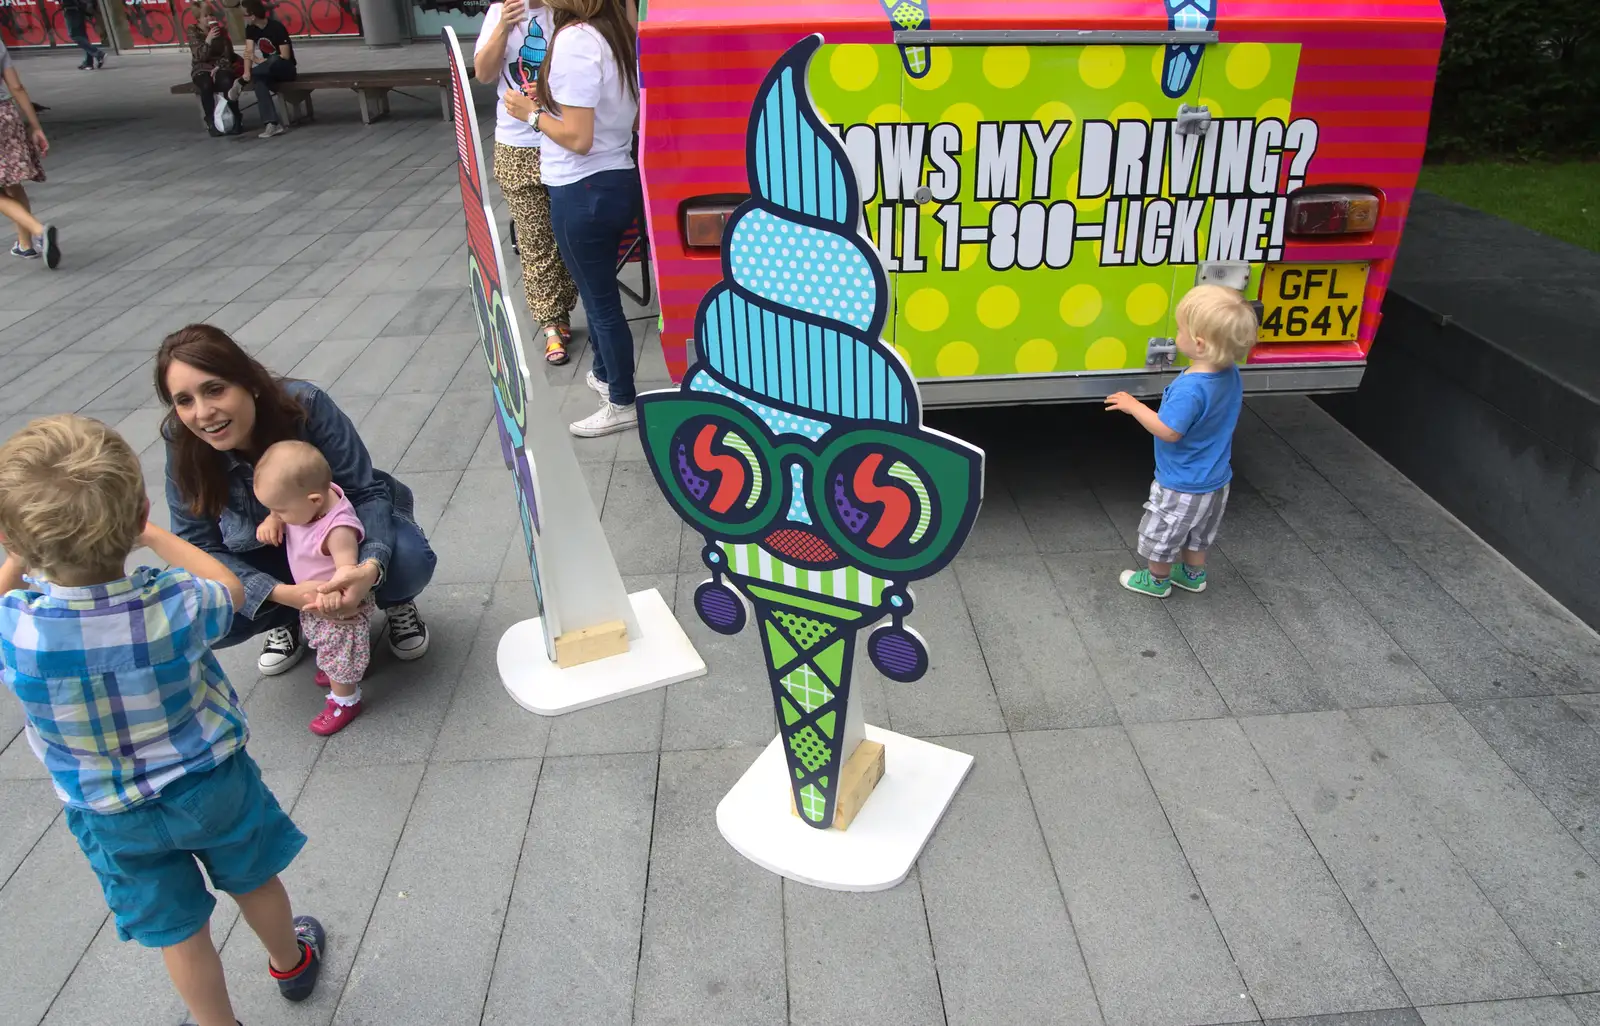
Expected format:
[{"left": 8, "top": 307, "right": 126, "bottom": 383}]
[{"left": 0, "top": 567, "right": 247, "bottom": 813}]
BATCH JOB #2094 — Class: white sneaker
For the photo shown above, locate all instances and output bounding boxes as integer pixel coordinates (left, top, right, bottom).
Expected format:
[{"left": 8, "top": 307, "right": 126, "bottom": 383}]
[
  {"left": 584, "top": 370, "right": 609, "bottom": 398},
  {"left": 569, "top": 399, "right": 637, "bottom": 438},
  {"left": 259, "top": 122, "right": 285, "bottom": 139},
  {"left": 258, "top": 624, "right": 306, "bottom": 675},
  {"left": 227, "top": 79, "right": 242, "bottom": 101}
]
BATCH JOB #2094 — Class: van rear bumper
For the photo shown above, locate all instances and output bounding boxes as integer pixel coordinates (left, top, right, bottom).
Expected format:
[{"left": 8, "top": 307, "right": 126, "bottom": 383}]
[{"left": 917, "top": 362, "right": 1367, "bottom": 408}]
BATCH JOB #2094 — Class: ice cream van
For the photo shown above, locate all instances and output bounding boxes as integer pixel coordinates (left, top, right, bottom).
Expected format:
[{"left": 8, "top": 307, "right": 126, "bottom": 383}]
[{"left": 635, "top": 0, "right": 1445, "bottom": 405}]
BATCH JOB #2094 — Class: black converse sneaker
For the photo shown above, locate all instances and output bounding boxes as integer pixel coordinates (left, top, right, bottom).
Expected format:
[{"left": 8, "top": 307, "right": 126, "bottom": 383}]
[
  {"left": 386, "top": 602, "right": 429, "bottom": 660},
  {"left": 258, "top": 623, "right": 306, "bottom": 675},
  {"left": 271, "top": 915, "right": 325, "bottom": 1002}
]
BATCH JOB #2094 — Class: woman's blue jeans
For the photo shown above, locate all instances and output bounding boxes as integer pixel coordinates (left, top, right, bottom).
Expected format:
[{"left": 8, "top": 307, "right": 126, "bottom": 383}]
[
  {"left": 548, "top": 168, "right": 644, "bottom": 406},
  {"left": 215, "top": 517, "right": 437, "bottom": 648}
]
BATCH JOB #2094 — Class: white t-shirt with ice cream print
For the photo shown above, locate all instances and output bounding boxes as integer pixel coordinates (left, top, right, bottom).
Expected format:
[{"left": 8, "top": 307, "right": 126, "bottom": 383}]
[{"left": 475, "top": 2, "right": 555, "bottom": 150}]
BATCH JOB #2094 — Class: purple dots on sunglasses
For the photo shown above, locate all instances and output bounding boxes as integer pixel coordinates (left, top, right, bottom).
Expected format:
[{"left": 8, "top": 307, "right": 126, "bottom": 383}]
[{"left": 675, "top": 442, "right": 711, "bottom": 502}]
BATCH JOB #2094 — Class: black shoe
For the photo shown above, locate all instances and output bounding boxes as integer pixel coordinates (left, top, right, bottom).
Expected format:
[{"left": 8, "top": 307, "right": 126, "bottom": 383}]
[
  {"left": 208, "top": 125, "right": 223, "bottom": 137},
  {"left": 272, "top": 915, "right": 325, "bottom": 1002},
  {"left": 95, "top": 52, "right": 105, "bottom": 69},
  {"left": 77, "top": 61, "right": 91, "bottom": 70},
  {"left": 386, "top": 602, "right": 429, "bottom": 660},
  {"left": 258, "top": 622, "right": 306, "bottom": 675}
]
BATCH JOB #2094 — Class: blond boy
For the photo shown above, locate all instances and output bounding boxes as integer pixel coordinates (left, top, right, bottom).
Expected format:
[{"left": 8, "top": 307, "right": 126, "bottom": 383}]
[
  {"left": 0, "top": 415, "right": 324, "bottom": 1026},
  {"left": 1105, "top": 284, "right": 1258, "bottom": 598}
]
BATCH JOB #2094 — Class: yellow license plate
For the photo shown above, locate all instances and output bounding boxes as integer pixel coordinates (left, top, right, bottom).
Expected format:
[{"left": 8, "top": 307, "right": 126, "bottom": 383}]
[{"left": 1258, "top": 263, "right": 1370, "bottom": 343}]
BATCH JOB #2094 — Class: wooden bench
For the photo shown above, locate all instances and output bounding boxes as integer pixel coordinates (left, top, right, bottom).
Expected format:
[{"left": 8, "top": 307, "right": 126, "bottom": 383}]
[{"left": 170, "top": 68, "right": 454, "bottom": 126}]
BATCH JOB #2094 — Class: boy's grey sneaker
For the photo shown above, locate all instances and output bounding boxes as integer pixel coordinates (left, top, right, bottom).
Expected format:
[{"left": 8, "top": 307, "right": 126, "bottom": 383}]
[
  {"left": 1119, "top": 568, "right": 1171, "bottom": 598},
  {"left": 1171, "top": 565, "right": 1207, "bottom": 592},
  {"left": 272, "top": 915, "right": 325, "bottom": 1002}
]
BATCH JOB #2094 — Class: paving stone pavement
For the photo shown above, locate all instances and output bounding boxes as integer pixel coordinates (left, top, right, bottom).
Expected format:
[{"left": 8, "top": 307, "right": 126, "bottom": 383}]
[{"left": 5, "top": 43, "right": 1600, "bottom": 1026}]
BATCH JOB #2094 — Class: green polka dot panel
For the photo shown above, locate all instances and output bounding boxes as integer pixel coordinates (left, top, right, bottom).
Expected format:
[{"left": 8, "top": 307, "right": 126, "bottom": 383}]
[
  {"left": 788, "top": 725, "right": 833, "bottom": 773},
  {"left": 807, "top": 43, "right": 1303, "bottom": 377},
  {"left": 775, "top": 611, "right": 836, "bottom": 652}
]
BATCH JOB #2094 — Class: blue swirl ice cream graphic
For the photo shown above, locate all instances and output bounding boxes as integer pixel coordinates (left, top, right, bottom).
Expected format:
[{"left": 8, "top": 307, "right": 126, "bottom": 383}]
[
  {"left": 1163, "top": 0, "right": 1215, "bottom": 97},
  {"left": 506, "top": 18, "right": 547, "bottom": 90},
  {"left": 637, "top": 36, "right": 984, "bottom": 830}
]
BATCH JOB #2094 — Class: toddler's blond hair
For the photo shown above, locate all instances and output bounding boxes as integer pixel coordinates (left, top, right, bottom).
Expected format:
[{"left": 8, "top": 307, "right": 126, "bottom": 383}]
[
  {"left": 0, "top": 416, "right": 146, "bottom": 578},
  {"left": 255, "top": 440, "right": 333, "bottom": 500},
  {"left": 1177, "top": 285, "right": 1258, "bottom": 366}
]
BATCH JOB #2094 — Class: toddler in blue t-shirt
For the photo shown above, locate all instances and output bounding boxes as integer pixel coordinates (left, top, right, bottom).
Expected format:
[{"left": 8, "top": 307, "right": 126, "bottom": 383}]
[{"left": 1105, "top": 284, "right": 1258, "bottom": 598}]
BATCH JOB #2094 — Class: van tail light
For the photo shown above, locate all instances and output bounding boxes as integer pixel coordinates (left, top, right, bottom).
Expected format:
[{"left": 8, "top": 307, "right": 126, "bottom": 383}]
[
  {"left": 1286, "top": 188, "right": 1382, "bottom": 237},
  {"left": 681, "top": 196, "right": 747, "bottom": 250}
]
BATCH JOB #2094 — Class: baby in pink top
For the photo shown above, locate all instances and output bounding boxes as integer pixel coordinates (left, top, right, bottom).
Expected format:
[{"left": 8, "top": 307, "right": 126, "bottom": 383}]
[{"left": 253, "top": 440, "right": 373, "bottom": 737}]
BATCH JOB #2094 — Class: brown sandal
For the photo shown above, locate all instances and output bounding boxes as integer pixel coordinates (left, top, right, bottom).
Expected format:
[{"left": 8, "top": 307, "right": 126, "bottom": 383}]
[{"left": 542, "top": 324, "right": 571, "bottom": 365}]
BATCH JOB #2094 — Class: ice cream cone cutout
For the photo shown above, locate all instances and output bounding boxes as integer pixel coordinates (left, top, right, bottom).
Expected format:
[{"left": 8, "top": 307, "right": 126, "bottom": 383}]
[{"left": 638, "top": 35, "right": 986, "bottom": 834}]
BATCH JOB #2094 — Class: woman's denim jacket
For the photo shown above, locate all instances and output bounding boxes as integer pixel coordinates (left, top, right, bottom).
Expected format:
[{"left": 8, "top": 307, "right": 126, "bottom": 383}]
[{"left": 165, "top": 381, "right": 416, "bottom": 619}]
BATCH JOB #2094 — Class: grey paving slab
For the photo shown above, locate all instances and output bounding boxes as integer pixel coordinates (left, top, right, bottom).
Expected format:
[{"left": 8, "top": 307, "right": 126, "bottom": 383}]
[
  {"left": 1263, "top": 1013, "right": 1424, "bottom": 1026},
  {"left": 1130, "top": 718, "right": 1408, "bottom": 1019},
  {"left": 1248, "top": 397, "right": 1465, "bottom": 545},
  {"left": 1222, "top": 537, "right": 1445, "bottom": 709},
  {"left": 287, "top": 334, "right": 376, "bottom": 390},
  {"left": 1014, "top": 726, "right": 1253, "bottom": 1026},
  {"left": 1314, "top": 537, "right": 1547, "bottom": 700},
  {"left": 0, "top": 778, "right": 59, "bottom": 886},
  {"left": 1163, "top": 546, "right": 1334, "bottom": 717},
  {"left": 1243, "top": 711, "right": 1553, "bottom": 1005},
  {"left": 634, "top": 747, "right": 786, "bottom": 1026},
  {"left": 395, "top": 389, "right": 493, "bottom": 473},
  {"left": 1456, "top": 698, "right": 1600, "bottom": 859},
  {"left": 1232, "top": 407, "right": 1386, "bottom": 550},
  {"left": 918, "top": 731, "right": 1104, "bottom": 1026},
  {"left": 326, "top": 334, "right": 427, "bottom": 399},
  {"left": 428, "top": 469, "right": 520, "bottom": 586},
  {"left": 956, "top": 555, "right": 1118, "bottom": 731},
  {"left": 1046, "top": 550, "right": 1229, "bottom": 723},
  {"left": 331, "top": 758, "right": 538, "bottom": 1026},
  {"left": 600, "top": 460, "right": 686, "bottom": 576},
  {"left": 1350, "top": 704, "right": 1600, "bottom": 992},
  {"left": 0, "top": 817, "right": 112, "bottom": 1026},
  {"left": 785, "top": 868, "right": 946, "bottom": 1026},
  {"left": 1395, "top": 532, "right": 1600, "bottom": 694},
  {"left": 951, "top": 475, "right": 1038, "bottom": 559},
  {"left": 1569, "top": 994, "right": 1600, "bottom": 1025},
  {"left": 1005, "top": 456, "right": 1128, "bottom": 553},
  {"left": 353, "top": 389, "right": 438, "bottom": 472},
  {"left": 482, "top": 752, "right": 655, "bottom": 1026},
  {"left": 1417, "top": 998, "right": 1584, "bottom": 1026},
  {"left": 432, "top": 580, "right": 554, "bottom": 762},
  {"left": 871, "top": 571, "right": 1004, "bottom": 737}
]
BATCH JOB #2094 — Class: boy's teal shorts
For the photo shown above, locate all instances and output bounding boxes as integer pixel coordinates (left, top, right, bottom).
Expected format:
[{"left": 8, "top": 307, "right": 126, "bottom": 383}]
[{"left": 64, "top": 749, "right": 306, "bottom": 948}]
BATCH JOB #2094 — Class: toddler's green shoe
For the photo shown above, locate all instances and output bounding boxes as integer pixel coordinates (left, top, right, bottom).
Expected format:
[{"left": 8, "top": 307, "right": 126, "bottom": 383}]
[
  {"left": 1119, "top": 568, "right": 1171, "bottom": 598},
  {"left": 1171, "top": 565, "right": 1208, "bottom": 593}
]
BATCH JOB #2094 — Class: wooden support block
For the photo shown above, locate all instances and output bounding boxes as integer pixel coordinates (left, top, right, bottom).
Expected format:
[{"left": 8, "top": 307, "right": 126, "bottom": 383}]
[
  {"left": 552, "top": 619, "right": 629, "bottom": 668},
  {"left": 789, "top": 739, "right": 886, "bottom": 831}
]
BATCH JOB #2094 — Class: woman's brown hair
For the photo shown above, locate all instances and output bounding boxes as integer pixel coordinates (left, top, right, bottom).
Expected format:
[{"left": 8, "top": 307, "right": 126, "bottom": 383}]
[
  {"left": 534, "top": 0, "right": 638, "bottom": 116},
  {"left": 155, "top": 324, "right": 307, "bottom": 519}
]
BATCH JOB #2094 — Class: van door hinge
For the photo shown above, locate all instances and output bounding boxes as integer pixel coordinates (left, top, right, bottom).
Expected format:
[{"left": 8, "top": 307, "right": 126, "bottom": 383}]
[
  {"left": 1175, "top": 103, "right": 1212, "bottom": 136},
  {"left": 1145, "top": 338, "right": 1177, "bottom": 370}
]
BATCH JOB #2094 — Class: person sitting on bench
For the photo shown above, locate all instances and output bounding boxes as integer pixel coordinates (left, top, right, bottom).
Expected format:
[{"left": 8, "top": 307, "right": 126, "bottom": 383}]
[
  {"left": 185, "top": 1, "right": 242, "bottom": 137},
  {"left": 241, "top": 0, "right": 296, "bottom": 139}
]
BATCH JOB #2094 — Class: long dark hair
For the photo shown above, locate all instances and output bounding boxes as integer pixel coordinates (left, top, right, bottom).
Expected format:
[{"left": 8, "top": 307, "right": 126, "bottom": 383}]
[
  {"left": 534, "top": 0, "right": 638, "bottom": 116},
  {"left": 155, "top": 324, "right": 307, "bottom": 519}
]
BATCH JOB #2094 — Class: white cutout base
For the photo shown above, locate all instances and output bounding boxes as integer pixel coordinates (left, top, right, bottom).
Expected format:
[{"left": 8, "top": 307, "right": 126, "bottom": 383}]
[
  {"left": 499, "top": 588, "right": 705, "bottom": 716},
  {"left": 717, "top": 725, "right": 973, "bottom": 892}
]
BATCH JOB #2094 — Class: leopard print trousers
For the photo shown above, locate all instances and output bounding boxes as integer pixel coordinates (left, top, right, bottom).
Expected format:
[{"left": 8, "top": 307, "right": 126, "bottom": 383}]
[{"left": 492, "top": 142, "right": 578, "bottom": 328}]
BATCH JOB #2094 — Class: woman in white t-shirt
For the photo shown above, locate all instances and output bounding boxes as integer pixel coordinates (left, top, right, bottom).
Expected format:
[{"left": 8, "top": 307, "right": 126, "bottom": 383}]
[
  {"left": 474, "top": 0, "right": 580, "bottom": 365},
  {"left": 505, "top": 0, "right": 641, "bottom": 439}
]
